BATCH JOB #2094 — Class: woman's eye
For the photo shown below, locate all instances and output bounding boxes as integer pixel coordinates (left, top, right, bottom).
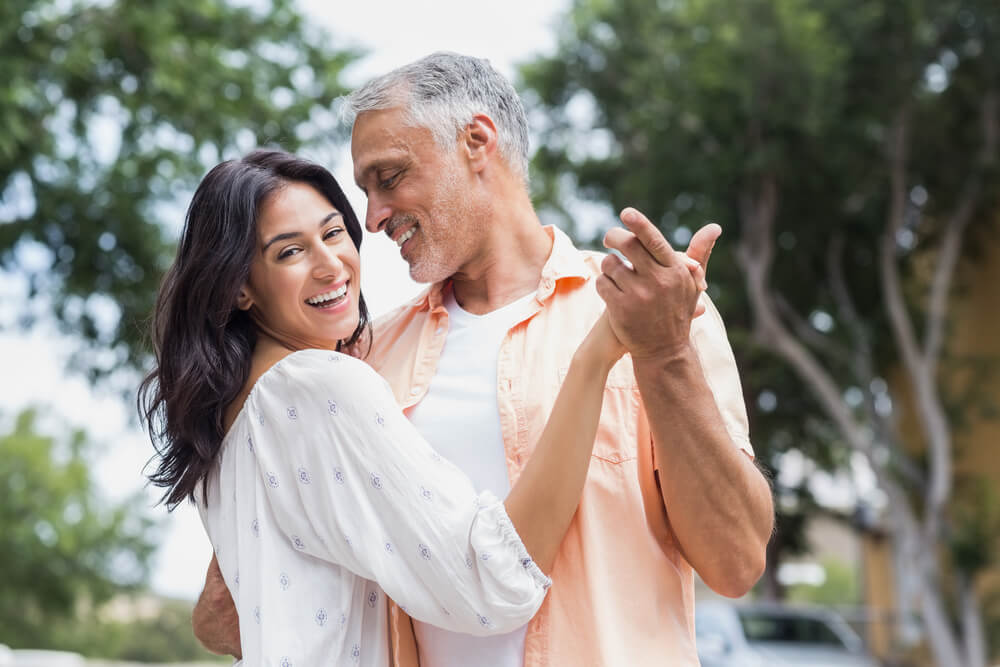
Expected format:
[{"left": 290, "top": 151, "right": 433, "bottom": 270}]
[
  {"left": 278, "top": 247, "right": 301, "bottom": 260},
  {"left": 324, "top": 227, "right": 344, "bottom": 240}
]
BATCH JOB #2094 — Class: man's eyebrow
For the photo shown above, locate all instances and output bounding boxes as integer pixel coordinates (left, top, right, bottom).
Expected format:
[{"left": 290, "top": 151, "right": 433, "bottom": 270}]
[{"left": 262, "top": 211, "right": 342, "bottom": 251}]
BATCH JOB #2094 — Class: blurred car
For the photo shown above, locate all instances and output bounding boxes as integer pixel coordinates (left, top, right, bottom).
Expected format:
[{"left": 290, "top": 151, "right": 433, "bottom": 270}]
[{"left": 696, "top": 600, "right": 880, "bottom": 667}]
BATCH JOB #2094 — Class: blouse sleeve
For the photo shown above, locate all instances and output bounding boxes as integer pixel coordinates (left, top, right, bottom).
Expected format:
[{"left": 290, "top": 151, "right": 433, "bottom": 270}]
[{"left": 244, "top": 350, "right": 550, "bottom": 636}]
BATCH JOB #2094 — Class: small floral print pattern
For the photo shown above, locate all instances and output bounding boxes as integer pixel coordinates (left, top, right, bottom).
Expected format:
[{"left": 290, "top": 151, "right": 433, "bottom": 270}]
[
  {"left": 328, "top": 353, "right": 341, "bottom": 363},
  {"left": 234, "top": 571, "right": 240, "bottom": 586},
  {"left": 333, "top": 467, "right": 346, "bottom": 484},
  {"left": 266, "top": 472, "right": 279, "bottom": 488},
  {"left": 374, "top": 412, "right": 384, "bottom": 427},
  {"left": 246, "top": 435, "right": 254, "bottom": 453},
  {"left": 351, "top": 644, "right": 360, "bottom": 662},
  {"left": 465, "top": 556, "right": 474, "bottom": 569},
  {"left": 478, "top": 613, "right": 492, "bottom": 629},
  {"left": 279, "top": 572, "right": 290, "bottom": 590},
  {"left": 418, "top": 544, "right": 432, "bottom": 560},
  {"left": 251, "top": 518, "right": 259, "bottom": 537},
  {"left": 480, "top": 552, "right": 492, "bottom": 561},
  {"left": 384, "top": 542, "right": 394, "bottom": 554},
  {"left": 521, "top": 557, "right": 533, "bottom": 569},
  {"left": 328, "top": 400, "right": 339, "bottom": 416},
  {"left": 420, "top": 486, "right": 433, "bottom": 501},
  {"left": 367, "top": 591, "right": 378, "bottom": 608},
  {"left": 315, "top": 608, "right": 328, "bottom": 626},
  {"left": 280, "top": 657, "right": 292, "bottom": 667},
  {"left": 297, "top": 467, "right": 311, "bottom": 484},
  {"left": 286, "top": 407, "right": 298, "bottom": 420},
  {"left": 291, "top": 536, "right": 306, "bottom": 551},
  {"left": 370, "top": 473, "right": 383, "bottom": 490},
  {"left": 253, "top": 606, "right": 261, "bottom": 624}
]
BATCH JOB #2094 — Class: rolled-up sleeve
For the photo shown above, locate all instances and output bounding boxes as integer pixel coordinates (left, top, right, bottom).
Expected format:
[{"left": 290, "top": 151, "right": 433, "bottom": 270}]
[{"left": 245, "top": 349, "right": 550, "bottom": 635}]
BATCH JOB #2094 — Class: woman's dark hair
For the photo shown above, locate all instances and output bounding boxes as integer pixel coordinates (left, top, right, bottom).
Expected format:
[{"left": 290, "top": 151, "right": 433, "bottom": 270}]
[{"left": 138, "top": 149, "right": 371, "bottom": 508}]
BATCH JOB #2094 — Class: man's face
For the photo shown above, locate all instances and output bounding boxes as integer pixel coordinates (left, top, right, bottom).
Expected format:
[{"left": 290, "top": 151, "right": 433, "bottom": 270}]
[{"left": 351, "top": 107, "right": 481, "bottom": 284}]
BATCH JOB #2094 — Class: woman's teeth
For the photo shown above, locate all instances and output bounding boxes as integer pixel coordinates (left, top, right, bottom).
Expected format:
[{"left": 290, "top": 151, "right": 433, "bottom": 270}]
[
  {"left": 306, "top": 284, "right": 348, "bottom": 307},
  {"left": 396, "top": 227, "right": 416, "bottom": 247}
]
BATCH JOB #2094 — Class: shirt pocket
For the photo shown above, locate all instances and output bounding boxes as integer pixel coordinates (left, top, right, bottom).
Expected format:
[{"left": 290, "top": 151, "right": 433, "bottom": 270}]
[{"left": 592, "top": 358, "right": 640, "bottom": 464}]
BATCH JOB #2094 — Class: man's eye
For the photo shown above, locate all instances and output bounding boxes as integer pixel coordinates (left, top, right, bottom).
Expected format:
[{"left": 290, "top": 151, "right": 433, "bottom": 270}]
[{"left": 379, "top": 172, "right": 401, "bottom": 188}]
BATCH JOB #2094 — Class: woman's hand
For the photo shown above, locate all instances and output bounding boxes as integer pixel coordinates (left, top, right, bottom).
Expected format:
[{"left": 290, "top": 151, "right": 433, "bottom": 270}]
[{"left": 578, "top": 310, "right": 627, "bottom": 372}]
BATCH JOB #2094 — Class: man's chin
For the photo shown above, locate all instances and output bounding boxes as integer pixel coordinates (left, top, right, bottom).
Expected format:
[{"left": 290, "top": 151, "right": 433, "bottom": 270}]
[{"left": 407, "top": 261, "right": 451, "bottom": 285}]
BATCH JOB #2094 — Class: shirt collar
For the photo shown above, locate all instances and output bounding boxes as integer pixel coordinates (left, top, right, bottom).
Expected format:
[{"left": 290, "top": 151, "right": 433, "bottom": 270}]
[{"left": 412, "top": 225, "right": 589, "bottom": 311}]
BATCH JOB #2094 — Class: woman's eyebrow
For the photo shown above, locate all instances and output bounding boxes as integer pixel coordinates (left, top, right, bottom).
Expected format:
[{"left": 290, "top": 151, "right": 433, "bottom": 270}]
[{"left": 262, "top": 211, "right": 342, "bottom": 250}]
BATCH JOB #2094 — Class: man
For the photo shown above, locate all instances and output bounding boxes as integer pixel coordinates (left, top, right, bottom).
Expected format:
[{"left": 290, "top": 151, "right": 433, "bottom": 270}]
[{"left": 194, "top": 52, "right": 772, "bottom": 666}]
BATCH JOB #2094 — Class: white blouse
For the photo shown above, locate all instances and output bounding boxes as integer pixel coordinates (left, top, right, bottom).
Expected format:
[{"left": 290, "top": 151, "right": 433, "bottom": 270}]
[{"left": 196, "top": 350, "right": 551, "bottom": 667}]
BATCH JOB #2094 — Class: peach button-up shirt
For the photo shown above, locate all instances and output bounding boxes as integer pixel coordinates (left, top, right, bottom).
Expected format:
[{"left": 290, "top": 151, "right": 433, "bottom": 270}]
[{"left": 367, "top": 226, "right": 752, "bottom": 667}]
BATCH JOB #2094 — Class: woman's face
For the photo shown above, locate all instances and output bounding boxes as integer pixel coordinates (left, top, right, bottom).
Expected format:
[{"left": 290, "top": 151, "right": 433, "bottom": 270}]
[{"left": 238, "top": 182, "right": 361, "bottom": 349}]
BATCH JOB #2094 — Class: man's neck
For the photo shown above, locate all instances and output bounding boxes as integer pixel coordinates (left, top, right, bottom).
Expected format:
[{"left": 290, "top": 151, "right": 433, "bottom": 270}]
[{"left": 449, "top": 199, "right": 552, "bottom": 316}]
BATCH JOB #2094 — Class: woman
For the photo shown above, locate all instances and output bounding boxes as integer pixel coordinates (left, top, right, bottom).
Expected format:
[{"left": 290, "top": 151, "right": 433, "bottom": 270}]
[{"left": 139, "top": 150, "right": 684, "bottom": 666}]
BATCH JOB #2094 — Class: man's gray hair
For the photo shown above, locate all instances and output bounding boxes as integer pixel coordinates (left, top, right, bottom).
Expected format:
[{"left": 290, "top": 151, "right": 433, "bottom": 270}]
[{"left": 344, "top": 52, "right": 530, "bottom": 182}]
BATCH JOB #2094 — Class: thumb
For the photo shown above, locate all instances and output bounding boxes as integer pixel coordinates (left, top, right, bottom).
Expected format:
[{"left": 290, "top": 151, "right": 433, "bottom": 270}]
[{"left": 686, "top": 223, "right": 722, "bottom": 270}]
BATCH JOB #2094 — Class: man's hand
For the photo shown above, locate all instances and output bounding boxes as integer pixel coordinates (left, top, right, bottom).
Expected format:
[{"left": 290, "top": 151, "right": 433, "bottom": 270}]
[
  {"left": 192, "top": 555, "right": 242, "bottom": 659},
  {"left": 596, "top": 207, "right": 720, "bottom": 361}
]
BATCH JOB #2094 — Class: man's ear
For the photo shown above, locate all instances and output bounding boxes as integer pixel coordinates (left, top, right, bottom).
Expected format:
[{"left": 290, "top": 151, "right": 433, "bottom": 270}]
[
  {"left": 236, "top": 286, "right": 254, "bottom": 311},
  {"left": 463, "top": 114, "right": 499, "bottom": 172}
]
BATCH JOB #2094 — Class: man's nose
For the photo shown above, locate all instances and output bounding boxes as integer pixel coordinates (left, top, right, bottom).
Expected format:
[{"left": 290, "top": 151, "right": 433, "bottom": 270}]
[{"left": 365, "top": 197, "right": 392, "bottom": 234}]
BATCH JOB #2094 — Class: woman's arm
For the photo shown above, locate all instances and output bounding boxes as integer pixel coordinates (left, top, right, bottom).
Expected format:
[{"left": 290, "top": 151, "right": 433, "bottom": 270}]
[{"left": 502, "top": 311, "right": 622, "bottom": 571}]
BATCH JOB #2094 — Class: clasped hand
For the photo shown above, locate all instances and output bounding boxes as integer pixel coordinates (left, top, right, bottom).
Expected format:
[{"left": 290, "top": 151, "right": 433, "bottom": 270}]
[{"left": 596, "top": 207, "right": 720, "bottom": 362}]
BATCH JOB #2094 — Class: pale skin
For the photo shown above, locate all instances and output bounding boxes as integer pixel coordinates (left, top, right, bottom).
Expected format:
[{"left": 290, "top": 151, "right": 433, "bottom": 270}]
[{"left": 193, "top": 103, "right": 770, "bottom": 654}]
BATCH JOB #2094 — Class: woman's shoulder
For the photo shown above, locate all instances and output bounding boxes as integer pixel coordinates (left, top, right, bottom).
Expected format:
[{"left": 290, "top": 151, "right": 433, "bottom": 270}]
[{"left": 249, "top": 348, "right": 388, "bottom": 404}]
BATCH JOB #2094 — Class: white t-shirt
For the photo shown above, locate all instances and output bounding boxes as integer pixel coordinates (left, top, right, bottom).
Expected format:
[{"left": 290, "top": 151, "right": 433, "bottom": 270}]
[
  {"left": 197, "top": 350, "right": 551, "bottom": 667},
  {"left": 409, "top": 288, "right": 539, "bottom": 667}
]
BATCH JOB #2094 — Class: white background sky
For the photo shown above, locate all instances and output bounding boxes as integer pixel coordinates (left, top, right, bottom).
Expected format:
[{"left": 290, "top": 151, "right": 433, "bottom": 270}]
[{"left": 0, "top": 0, "right": 572, "bottom": 601}]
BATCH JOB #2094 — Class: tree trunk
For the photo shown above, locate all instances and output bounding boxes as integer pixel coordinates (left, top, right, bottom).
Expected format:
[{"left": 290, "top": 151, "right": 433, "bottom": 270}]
[{"left": 958, "top": 573, "right": 987, "bottom": 667}]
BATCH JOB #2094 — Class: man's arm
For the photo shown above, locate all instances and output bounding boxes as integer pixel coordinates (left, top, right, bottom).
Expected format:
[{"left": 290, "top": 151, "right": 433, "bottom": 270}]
[
  {"left": 597, "top": 208, "right": 773, "bottom": 598},
  {"left": 192, "top": 554, "right": 242, "bottom": 659}
]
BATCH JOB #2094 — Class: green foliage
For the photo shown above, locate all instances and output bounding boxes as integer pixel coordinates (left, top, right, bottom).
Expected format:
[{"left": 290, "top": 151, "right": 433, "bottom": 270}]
[
  {"left": 0, "top": 0, "right": 358, "bottom": 378},
  {"left": 43, "top": 596, "right": 228, "bottom": 662},
  {"left": 0, "top": 409, "right": 157, "bottom": 648},
  {"left": 520, "top": 0, "right": 1000, "bottom": 585},
  {"left": 786, "top": 557, "right": 862, "bottom": 606}
]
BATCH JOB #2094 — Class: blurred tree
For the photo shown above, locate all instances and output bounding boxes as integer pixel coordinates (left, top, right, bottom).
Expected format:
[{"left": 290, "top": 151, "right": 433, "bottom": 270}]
[
  {"left": 0, "top": 409, "right": 157, "bottom": 648},
  {"left": 0, "top": 0, "right": 358, "bottom": 379},
  {"left": 522, "top": 0, "right": 999, "bottom": 665}
]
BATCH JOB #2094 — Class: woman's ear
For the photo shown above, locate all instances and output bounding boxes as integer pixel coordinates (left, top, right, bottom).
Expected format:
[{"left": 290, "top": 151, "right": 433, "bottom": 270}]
[{"left": 236, "top": 286, "right": 254, "bottom": 311}]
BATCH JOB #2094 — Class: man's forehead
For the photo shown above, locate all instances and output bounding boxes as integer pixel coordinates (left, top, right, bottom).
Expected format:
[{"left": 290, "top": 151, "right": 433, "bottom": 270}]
[{"left": 352, "top": 114, "right": 435, "bottom": 178}]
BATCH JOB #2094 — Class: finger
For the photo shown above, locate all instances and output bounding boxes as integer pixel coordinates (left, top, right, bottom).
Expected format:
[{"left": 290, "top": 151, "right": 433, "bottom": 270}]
[
  {"left": 682, "top": 255, "right": 707, "bottom": 291},
  {"left": 619, "top": 207, "right": 676, "bottom": 267},
  {"left": 595, "top": 273, "right": 623, "bottom": 302},
  {"left": 604, "top": 227, "right": 659, "bottom": 274},
  {"left": 686, "top": 222, "right": 722, "bottom": 270},
  {"left": 693, "top": 293, "right": 707, "bottom": 318},
  {"left": 601, "top": 252, "right": 636, "bottom": 290}
]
